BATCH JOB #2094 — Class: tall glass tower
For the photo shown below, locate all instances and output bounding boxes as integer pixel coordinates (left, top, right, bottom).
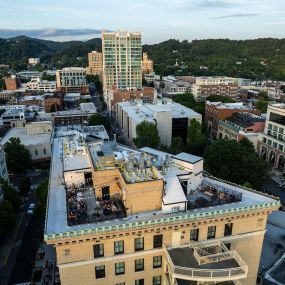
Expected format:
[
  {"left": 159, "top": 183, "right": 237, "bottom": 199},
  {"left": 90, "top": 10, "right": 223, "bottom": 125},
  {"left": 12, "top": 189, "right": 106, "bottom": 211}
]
[{"left": 102, "top": 31, "right": 142, "bottom": 92}]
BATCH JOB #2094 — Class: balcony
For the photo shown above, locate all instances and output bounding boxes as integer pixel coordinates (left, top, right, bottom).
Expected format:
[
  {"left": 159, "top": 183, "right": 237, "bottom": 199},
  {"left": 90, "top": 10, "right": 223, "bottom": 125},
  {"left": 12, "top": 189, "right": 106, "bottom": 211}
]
[{"left": 163, "top": 240, "right": 248, "bottom": 284}]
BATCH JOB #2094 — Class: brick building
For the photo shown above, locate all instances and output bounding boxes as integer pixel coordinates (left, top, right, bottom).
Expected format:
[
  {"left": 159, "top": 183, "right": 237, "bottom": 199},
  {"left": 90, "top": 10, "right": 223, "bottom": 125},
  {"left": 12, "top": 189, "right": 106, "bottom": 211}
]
[
  {"left": 105, "top": 87, "right": 157, "bottom": 112},
  {"left": 44, "top": 94, "right": 63, "bottom": 113},
  {"left": 205, "top": 101, "right": 260, "bottom": 139},
  {"left": 4, "top": 76, "right": 20, "bottom": 90}
]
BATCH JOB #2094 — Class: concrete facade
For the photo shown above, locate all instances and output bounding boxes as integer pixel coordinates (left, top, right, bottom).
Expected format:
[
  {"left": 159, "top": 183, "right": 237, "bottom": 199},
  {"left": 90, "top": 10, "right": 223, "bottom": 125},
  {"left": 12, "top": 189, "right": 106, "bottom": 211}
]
[
  {"left": 56, "top": 67, "right": 89, "bottom": 95},
  {"left": 116, "top": 99, "right": 202, "bottom": 146},
  {"left": 258, "top": 104, "right": 285, "bottom": 172},
  {"left": 0, "top": 121, "right": 52, "bottom": 162}
]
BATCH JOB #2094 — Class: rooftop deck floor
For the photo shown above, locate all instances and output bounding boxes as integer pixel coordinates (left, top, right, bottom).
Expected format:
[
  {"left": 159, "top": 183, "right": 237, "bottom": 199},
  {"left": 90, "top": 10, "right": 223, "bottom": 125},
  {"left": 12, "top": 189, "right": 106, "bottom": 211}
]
[{"left": 168, "top": 247, "right": 239, "bottom": 270}]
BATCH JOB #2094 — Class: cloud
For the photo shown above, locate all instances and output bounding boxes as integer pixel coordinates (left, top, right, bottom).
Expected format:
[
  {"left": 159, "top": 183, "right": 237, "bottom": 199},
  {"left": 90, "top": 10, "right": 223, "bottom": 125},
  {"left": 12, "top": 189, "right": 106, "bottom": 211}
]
[
  {"left": 198, "top": 0, "right": 236, "bottom": 8},
  {"left": 212, "top": 13, "right": 259, "bottom": 19},
  {"left": 0, "top": 28, "right": 107, "bottom": 39}
]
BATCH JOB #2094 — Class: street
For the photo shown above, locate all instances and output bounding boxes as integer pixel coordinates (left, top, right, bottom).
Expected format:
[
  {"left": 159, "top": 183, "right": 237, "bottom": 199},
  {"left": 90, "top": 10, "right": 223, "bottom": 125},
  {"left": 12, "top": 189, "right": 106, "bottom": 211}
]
[
  {"left": 0, "top": 171, "right": 48, "bottom": 285},
  {"left": 262, "top": 178, "right": 285, "bottom": 206}
]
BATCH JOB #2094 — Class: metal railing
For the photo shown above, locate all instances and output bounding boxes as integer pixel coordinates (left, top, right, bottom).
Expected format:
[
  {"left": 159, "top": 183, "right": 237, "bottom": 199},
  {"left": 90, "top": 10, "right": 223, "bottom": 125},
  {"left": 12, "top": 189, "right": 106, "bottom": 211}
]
[{"left": 163, "top": 242, "right": 248, "bottom": 282}]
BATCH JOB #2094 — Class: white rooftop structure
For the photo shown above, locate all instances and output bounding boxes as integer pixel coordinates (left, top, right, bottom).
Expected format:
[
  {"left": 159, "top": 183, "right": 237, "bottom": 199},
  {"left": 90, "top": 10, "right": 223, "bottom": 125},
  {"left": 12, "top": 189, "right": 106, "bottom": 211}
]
[
  {"left": 0, "top": 126, "right": 51, "bottom": 146},
  {"left": 116, "top": 99, "right": 202, "bottom": 146},
  {"left": 80, "top": 102, "right": 97, "bottom": 113},
  {"left": 117, "top": 99, "right": 201, "bottom": 124},
  {"left": 206, "top": 101, "right": 252, "bottom": 110},
  {"left": 64, "top": 93, "right": 81, "bottom": 102},
  {"left": 45, "top": 127, "right": 279, "bottom": 239}
]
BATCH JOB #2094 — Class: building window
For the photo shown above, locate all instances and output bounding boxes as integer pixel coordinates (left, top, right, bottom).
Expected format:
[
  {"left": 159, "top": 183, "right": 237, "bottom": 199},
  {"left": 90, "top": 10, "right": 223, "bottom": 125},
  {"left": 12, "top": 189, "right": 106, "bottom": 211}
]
[
  {"left": 35, "top": 149, "right": 38, "bottom": 156},
  {"left": 153, "top": 276, "right": 161, "bottom": 285},
  {"left": 153, "top": 234, "right": 163, "bottom": 248},
  {"left": 135, "top": 279, "right": 144, "bottom": 285},
  {"left": 93, "top": 243, "right": 104, "bottom": 258},
  {"left": 153, "top": 256, "right": 162, "bottom": 268},
  {"left": 135, "top": 259, "right": 144, "bottom": 272},
  {"left": 116, "top": 283, "right": 125, "bottom": 285},
  {"left": 207, "top": 226, "right": 216, "bottom": 239},
  {"left": 114, "top": 240, "right": 124, "bottom": 254},
  {"left": 95, "top": 265, "right": 105, "bottom": 279},
  {"left": 43, "top": 148, "right": 46, "bottom": 155},
  {"left": 115, "top": 262, "right": 125, "bottom": 275},
  {"left": 134, "top": 237, "right": 144, "bottom": 251},
  {"left": 224, "top": 223, "right": 233, "bottom": 236},
  {"left": 190, "top": 229, "right": 199, "bottom": 241}
]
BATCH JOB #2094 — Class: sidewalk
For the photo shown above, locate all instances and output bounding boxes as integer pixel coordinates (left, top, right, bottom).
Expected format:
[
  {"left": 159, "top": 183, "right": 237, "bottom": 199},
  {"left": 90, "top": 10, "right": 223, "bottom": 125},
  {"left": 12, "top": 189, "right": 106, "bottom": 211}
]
[{"left": 0, "top": 212, "right": 24, "bottom": 268}]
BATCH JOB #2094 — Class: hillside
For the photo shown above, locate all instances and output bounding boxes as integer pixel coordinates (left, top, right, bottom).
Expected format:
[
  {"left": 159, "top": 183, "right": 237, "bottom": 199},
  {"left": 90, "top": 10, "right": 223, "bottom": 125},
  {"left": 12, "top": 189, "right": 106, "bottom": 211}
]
[
  {"left": 0, "top": 36, "right": 102, "bottom": 69},
  {"left": 144, "top": 38, "right": 285, "bottom": 80},
  {"left": 0, "top": 36, "right": 285, "bottom": 80}
]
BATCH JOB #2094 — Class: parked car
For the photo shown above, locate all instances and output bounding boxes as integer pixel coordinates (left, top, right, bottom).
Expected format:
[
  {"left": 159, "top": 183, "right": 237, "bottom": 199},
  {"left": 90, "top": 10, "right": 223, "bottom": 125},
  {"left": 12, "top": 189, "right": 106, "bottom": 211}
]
[{"left": 27, "top": 203, "right": 36, "bottom": 215}]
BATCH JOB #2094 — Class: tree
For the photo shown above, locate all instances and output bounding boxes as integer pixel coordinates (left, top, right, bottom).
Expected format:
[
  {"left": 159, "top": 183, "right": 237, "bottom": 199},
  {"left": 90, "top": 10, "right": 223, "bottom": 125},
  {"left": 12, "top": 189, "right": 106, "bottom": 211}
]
[
  {"left": 168, "top": 137, "right": 184, "bottom": 154},
  {"left": 173, "top": 93, "right": 205, "bottom": 116},
  {"left": 204, "top": 139, "right": 270, "bottom": 190},
  {"left": 206, "top": 95, "right": 236, "bottom": 103},
  {"left": 133, "top": 121, "right": 160, "bottom": 148},
  {"left": 186, "top": 119, "right": 208, "bottom": 156},
  {"left": 0, "top": 200, "right": 15, "bottom": 241},
  {"left": 4, "top": 137, "right": 32, "bottom": 175},
  {"left": 0, "top": 179, "right": 21, "bottom": 212},
  {"left": 89, "top": 114, "right": 110, "bottom": 130},
  {"left": 86, "top": 74, "right": 102, "bottom": 93},
  {"left": 35, "top": 179, "right": 49, "bottom": 214},
  {"left": 255, "top": 99, "right": 268, "bottom": 113},
  {"left": 19, "top": 177, "right": 30, "bottom": 196}
]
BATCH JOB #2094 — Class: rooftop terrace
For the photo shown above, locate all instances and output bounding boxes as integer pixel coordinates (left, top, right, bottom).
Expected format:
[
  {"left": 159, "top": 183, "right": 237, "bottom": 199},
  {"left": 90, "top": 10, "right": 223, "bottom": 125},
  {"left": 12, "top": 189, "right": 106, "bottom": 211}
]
[{"left": 45, "top": 126, "right": 280, "bottom": 240}]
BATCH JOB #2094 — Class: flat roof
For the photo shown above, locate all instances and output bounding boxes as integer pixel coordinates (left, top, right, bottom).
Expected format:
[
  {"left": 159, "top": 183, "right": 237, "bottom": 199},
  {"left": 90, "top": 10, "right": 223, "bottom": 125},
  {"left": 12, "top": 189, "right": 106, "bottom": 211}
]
[
  {"left": 45, "top": 128, "right": 279, "bottom": 238},
  {"left": 0, "top": 127, "right": 51, "bottom": 146},
  {"left": 117, "top": 100, "right": 201, "bottom": 124},
  {"left": 206, "top": 101, "right": 252, "bottom": 110},
  {"left": 173, "top": 152, "right": 202, "bottom": 164}
]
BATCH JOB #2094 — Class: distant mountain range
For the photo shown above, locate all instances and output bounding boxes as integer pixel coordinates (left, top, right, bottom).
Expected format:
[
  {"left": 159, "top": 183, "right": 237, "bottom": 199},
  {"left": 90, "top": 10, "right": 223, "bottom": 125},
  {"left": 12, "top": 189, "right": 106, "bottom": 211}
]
[
  {"left": 0, "top": 35, "right": 285, "bottom": 80},
  {"left": 0, "top": 35, "right": 102, "bottom": 68},
  {"left": 0, "top": 28, "right": 105, "bottom": 40}
]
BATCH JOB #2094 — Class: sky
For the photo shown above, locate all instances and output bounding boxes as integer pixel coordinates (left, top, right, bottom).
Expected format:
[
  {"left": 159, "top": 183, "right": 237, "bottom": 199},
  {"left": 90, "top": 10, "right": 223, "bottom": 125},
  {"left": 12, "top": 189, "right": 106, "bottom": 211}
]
[{"left": 1, "top": 0, "right": 285, "bottom": 43}]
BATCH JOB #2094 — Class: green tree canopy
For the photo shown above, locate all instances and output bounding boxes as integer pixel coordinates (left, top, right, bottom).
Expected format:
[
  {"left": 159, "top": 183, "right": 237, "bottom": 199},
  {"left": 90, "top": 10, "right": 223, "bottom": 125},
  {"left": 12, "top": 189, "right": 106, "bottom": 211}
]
[
  {"left": 86, "top": 74, "right": 102, "bottom": 93},
  {"left": 35, "top": 179, "right": 49, "bottom": 214},
  {"left": 0, "top": 179, "right": 21, "bottom": 212},
  {"left": 133, "top": 121, "right": 160, "bottom": 148},
  {"left": 168, "top": 137, "right": 184, "bottom": 154},
  {"left": 186, "top": 119, "right": 208, "bottom": 156},
  {"left": 255, "top": 99, "right": 268, "bottom": 113},
  {"left": 173, "top": 93, "right": 205, "bottom": 116},
  {"left": 88, "top": 114, "right": 110, "bottom": 130},
  {"left": 204, "top": 139, "right": 270, "bottom": 189},
  {"left": 206, "top": 95, "right": 236, "bottom": 103},
  {"left": 4, "top": 137, "right": 32, "bottom": 175},
  {"left": 0, "top": 200, "right": 15, "bottom": 241}
]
